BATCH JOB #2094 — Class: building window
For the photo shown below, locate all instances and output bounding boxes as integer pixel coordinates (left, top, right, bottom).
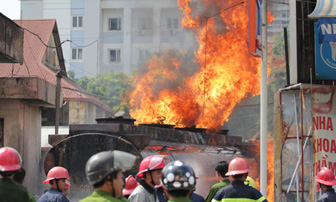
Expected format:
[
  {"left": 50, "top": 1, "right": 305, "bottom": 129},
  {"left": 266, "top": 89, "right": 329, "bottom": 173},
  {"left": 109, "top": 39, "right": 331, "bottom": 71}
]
[
  {"left": 139, "top": 49, "right": 149, "bottom": 62},
  {"left": 72, "top": 16, "right": 83, "bottom": 28},
  {"left": 138, "top": 18, "right": 148, "bottom": 35},
  {"left": 72, "top": 48, "right": 83, "bottom": 60},
  {"left": 167, "top": 18, "right": 179, "bottom": 29},
  {"left": 108, "top": 18, "right": 121, "bottom": 31},
  {"left": 109, "top": 49, "right": 121, "bottom": 62}
]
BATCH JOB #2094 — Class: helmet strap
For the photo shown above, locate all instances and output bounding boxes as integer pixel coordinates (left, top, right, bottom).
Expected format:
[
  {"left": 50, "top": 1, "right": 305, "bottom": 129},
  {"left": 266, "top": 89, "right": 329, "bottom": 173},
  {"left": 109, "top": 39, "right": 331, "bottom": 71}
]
[{"left": 55, "top": 178, "right": 62, "bottom": 193}]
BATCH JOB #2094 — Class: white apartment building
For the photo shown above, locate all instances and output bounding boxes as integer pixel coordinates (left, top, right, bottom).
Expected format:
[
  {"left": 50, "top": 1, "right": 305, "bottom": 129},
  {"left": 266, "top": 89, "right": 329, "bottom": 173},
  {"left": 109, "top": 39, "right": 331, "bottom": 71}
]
[{"left": 21, "top": 0, "right": 197, "bottom": 78}]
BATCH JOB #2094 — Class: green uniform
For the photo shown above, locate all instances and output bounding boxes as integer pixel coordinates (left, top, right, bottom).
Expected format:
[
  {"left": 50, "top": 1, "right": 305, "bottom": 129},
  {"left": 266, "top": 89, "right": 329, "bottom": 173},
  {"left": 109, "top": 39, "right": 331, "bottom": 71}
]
[
  {"left": 168, "top": 197, "right": 192, "bottom": 202},
  {"left": 18, "top": 185, "right": 36, "bottom": 202},
  {"left": 205, "top": 179, "right": 230, "bottom": 202},
  {"left": 0, "top": 178, "right": 30, "bottom": 202},
  {"left": 79, "top": 190, "right": 128, "bottom": 202}
]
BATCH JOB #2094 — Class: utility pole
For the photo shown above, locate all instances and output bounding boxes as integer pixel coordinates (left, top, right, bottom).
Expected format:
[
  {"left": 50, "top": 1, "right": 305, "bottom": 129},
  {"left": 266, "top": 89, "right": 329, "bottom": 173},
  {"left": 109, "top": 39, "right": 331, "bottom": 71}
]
[
  {"left": 55, "top": 70, "right": 62, "bottom": 135},
  {"left": 260, "top": 0, "right": 268, "bottom": 197}
]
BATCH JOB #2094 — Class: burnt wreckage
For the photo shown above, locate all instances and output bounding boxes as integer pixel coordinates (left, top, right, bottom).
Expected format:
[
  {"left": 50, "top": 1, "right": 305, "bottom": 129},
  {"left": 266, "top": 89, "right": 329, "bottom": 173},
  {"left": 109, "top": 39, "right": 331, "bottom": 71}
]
[{"left": 44, "top": 117, "right": 259, "bottom": 199}]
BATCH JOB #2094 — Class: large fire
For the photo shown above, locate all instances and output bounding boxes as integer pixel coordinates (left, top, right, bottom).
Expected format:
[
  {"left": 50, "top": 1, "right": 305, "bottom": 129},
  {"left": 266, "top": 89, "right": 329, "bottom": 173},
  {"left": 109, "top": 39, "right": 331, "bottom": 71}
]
[{"left": 129, "top": 0, "right": 271, "bottom": 130}]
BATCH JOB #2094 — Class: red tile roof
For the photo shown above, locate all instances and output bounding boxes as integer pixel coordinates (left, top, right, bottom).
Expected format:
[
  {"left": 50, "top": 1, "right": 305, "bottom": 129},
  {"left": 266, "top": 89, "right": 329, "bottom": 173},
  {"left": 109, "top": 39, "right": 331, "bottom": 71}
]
[{"left": 0, "top": 19, "right": 114, "bottom": 113}]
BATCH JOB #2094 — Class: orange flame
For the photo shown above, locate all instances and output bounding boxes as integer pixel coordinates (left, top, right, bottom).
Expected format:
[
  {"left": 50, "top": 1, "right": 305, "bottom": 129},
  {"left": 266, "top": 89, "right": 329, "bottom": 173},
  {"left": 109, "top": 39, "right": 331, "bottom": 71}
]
[{"left": 129, "top": 0, "right": 271, "bottom": 130}]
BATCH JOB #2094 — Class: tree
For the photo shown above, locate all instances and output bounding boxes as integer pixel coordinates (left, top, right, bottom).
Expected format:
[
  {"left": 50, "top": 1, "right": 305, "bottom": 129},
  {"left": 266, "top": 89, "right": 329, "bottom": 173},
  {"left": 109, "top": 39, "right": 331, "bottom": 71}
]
[{"left": 68, "top": 71, "right": 131, "bottom": 115}]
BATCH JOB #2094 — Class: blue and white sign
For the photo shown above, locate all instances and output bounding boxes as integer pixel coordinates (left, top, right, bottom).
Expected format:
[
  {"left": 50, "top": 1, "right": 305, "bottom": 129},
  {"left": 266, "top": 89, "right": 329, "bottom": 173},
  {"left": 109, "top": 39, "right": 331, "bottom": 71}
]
[{"left": 315, "top": 18, "right": 336, "bottom": 80}]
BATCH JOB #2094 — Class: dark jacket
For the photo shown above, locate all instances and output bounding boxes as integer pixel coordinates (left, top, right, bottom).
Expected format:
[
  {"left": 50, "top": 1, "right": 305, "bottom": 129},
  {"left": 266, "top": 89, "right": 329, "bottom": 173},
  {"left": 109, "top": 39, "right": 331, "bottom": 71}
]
[
  {"left": 37, "top": 188, "right": 69, "bottom": 202},
  {"left": 318, "top": 188, "right": 336, "bottom": 202},
  {"left": 0, "top": 178, "right": 30, "bottom": 202},
  {"left": 212, "top": 180, "right": 267, "bottom": 202}
]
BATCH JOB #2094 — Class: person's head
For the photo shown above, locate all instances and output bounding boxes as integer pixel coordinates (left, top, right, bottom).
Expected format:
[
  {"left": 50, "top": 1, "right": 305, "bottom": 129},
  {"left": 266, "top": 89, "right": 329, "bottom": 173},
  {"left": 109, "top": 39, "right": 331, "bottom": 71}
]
[
  {"left": 225, "top": 157, "right": 250, "bottom": 181},
  {"left": 316, "top": 167, "right": 336, "bottom": 192},
  {"left": 85, "top": 150, "right": 136, "bottom": 198},
  {"left": 13, "top": 167, "right": 26, "bottom": 185},
  {"left": 161, "top": 160, "right": 196, "bottom": 199},
  {"left": 44, "top": 166, "right": 70, "bottom": 193},
  {"left": 0, "top": 147, "right": 22, "bottom": 178},
  {"left": 136, "top": 155, "right": 169, "bottom": 187},
  {"left": 215, "top": 161, "right": 229, "bottom": 179},
  {"left": 122, "top": 175, "right": 138, "bottom": 198}
]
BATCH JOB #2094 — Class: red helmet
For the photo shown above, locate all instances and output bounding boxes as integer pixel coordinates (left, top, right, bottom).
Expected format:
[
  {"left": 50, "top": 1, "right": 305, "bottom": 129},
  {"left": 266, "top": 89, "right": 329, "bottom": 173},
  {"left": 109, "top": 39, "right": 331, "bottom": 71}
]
[
  {"left": 0, "top": 147, "right": 22, "bottom": 172},
  {"left": 122, "top": 175, "right": 139, "bottom": 196},
  {"left": 225, "top": 157, "right": 250, "bottom": 176},
  {"left": 136, "top": 155, "right": 169, "bottom": 177},
  {"left": 43, "top": 166, "right": 70, "bottom": 184},
  {"left": 316, "top": 167, "right": 336, "bottom": 186}
]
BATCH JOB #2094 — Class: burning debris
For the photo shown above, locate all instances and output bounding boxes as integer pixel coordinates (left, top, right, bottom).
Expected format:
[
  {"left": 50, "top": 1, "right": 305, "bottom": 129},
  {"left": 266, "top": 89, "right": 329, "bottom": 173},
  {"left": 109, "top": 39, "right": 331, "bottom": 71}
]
[{"left": 128, "top": 0, "right": 267, "bottom": 130}]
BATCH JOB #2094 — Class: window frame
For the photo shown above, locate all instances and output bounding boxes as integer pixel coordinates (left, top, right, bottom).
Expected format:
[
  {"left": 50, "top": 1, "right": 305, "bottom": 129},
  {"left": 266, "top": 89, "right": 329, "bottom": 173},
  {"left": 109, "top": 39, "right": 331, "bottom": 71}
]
[
  {"left": 109, "top": 49, "right": 121, "bottom": 63},
  {"left": 72, "top": 16, "right": 83, "bottom": 28},
  {"left": 108, "top": 18, "right": 122, "bottom": 31},
  {"left": 71, "top": 48, "right": 83, "bottom": 60}
]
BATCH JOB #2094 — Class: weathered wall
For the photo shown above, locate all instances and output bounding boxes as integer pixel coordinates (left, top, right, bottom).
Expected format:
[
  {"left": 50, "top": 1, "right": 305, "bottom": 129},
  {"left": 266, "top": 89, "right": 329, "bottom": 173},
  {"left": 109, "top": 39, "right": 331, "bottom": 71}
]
[
  {"left": 69, "top": 101, "right": 97, "bottom": 124},
  {"left": 0, "top": 100, "right": 41, "bottom": 195}
]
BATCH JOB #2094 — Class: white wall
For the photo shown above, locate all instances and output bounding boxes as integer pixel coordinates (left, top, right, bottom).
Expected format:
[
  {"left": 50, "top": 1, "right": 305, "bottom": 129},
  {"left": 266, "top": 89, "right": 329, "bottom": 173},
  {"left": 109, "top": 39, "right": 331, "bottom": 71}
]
[{"left": 84, "top": 0, "right": 100, "bottom": 77}]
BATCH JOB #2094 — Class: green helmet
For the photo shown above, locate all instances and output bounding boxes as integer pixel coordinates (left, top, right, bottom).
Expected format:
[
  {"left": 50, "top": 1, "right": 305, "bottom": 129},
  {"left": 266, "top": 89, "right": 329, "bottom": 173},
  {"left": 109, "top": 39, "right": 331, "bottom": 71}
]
[{"left": 85, "top": 150, "right": 136, "bottom": 185}]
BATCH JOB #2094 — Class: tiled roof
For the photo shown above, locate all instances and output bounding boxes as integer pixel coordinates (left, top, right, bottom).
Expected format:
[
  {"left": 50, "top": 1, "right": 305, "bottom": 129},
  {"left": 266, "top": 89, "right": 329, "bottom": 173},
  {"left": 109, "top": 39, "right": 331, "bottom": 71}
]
[{"left": 0, "top": 19, "right": 114, "bottom": 113}]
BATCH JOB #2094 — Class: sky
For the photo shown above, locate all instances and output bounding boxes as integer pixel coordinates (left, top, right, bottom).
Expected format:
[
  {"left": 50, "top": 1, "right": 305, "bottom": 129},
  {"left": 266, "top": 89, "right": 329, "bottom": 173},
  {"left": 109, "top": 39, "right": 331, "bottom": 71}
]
[{"left": 0, "top": 0, "right": 20, "bottom": 20}]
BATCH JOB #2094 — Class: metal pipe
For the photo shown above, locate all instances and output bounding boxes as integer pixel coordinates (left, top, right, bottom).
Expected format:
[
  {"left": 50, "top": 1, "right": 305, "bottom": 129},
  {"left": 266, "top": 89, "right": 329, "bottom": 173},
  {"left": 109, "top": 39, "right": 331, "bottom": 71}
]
[
  {"left": 286, "top": 126, "right": 312, "bottom": 194},
  {"left": 284, "top": 27, "right": 290, "bottom": 86},
  {"left": 260, "top": 0, "right": 268, "bottom": 196}
]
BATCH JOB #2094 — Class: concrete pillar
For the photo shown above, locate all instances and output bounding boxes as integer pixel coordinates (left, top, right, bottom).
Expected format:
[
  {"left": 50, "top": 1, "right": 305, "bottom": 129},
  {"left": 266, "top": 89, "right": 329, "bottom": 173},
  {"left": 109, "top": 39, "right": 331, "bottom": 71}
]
[{"left": 123, "top": 7, "right": 132, "bottom": 74}]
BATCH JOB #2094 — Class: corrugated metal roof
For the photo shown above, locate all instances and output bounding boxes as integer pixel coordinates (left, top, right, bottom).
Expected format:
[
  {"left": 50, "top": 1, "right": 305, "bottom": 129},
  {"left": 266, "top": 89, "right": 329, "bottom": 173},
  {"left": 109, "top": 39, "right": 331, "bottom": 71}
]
[
  {"left": 0, "top": 19, "right": 114, "bottom": 113},
  {"left": 308, "top": 0, "right": 336, "bottom": 18}
]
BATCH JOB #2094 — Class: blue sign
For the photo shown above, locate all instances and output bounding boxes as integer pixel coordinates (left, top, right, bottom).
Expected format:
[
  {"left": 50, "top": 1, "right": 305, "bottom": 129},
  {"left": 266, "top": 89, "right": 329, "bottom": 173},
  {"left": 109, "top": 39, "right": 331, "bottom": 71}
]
[
  {"left": 317, "top": 18, "right": 336, "bottom": 43},
  {"left": 315, "top": 19, "right": 336, "bottom": 80}
]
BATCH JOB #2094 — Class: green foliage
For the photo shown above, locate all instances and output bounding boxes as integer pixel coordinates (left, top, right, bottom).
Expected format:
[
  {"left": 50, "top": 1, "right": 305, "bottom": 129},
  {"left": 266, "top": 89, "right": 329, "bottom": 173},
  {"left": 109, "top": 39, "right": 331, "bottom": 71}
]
[
  {"left": 70, "top": 71, "right": 131, "bottom": 114},
  {"left": 86, "top": 72, "right": 131, "bottom": 113}
]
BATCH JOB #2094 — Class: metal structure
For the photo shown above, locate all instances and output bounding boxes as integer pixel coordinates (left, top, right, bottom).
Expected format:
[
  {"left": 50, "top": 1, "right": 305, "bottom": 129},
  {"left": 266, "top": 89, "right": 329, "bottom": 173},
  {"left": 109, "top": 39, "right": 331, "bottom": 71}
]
[{"left": 43, "top": 118, "right": 260, "bottom": 200}]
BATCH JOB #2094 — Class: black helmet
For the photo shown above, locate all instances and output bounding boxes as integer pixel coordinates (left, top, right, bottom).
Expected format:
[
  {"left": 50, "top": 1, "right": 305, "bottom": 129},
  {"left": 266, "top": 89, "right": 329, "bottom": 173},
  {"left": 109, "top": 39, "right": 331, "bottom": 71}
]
[
  {"left": 85, "top": 150, "right": 136, "bottom": 185},
  {"left": 161, "top": 160, "right": 196, "bottom": 191}
]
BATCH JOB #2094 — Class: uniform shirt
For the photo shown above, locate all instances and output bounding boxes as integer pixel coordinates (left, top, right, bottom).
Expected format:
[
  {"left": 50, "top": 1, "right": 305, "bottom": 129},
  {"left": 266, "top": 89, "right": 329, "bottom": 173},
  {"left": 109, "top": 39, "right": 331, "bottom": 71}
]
[
  {"left": 212, "top": 180, "right": 268, "bottom": 202},
  {"left": 37, "top": 188, "right": 69, "bottom": 202},
  {"left": 318, "top": 188, "right": 336, "bottom": 202},
  {"left": 0, "top": 177, "right": 30, "bottom": 202},
  {"left": 190, "top": 193, "right": 205, "bottom": 202},
  {"left": 79, "top": 190, "right": 127, "bottom": 202},
  {"left": 205, "top": 179, "right": 230, "bottom": 202},
  {"left": 168, "top": 197, "right": 192, "bottom": 202},
  {"left": 129, "top": 180, "right": 158, "bottom": 202},
  {"left": 19, "top": 185, "right": 36, "bottom": 202}
]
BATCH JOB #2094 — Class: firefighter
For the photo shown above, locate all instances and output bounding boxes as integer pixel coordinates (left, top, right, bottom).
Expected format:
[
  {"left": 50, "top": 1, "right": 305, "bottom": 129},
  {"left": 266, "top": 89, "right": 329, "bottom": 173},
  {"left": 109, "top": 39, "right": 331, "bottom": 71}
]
[
  {"left": 13, "top": 167, "right": 37, "bottom": 202},
  {"left": 212, "top": 157, "right": 268, "bottom": 202},
  {"left": 316, "top": 167, "right": 336, "bottom": 202},
  {"left": 205, "top": 161, "right": 230, "bottom": 202},
  {"left": 161, "top": 160, "right": 196, "bottom": 202},
  {"left": 0, "top": 146, "right": 30, "bottom": 202},
  {"left": 129, "top": 155, "right": 169, "bottom": 202},
  {"left": 122, "top": 175, "right": 139, "bottom": 199},
  {"left": 245, "top": 176, "right": 258, "bottom": 190},
  {"left": 79, "top": 150, "right": 136, "bottom": 202},
  {"left": 38, "top": 166, "right": 70, "bottom": 202}
]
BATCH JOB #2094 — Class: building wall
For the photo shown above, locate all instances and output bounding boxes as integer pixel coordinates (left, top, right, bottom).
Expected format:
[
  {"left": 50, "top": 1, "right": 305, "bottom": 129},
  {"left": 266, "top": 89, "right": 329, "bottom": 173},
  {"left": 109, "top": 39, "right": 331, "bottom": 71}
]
[
  {"left": 0, "top": 100, "right": 41, "bottom": 195},
  {"left": 21, "top": 0, "right": 197, "bottom": 78},
  {"left": 69, "top": 101, "right": 98, "bottom": 124}
]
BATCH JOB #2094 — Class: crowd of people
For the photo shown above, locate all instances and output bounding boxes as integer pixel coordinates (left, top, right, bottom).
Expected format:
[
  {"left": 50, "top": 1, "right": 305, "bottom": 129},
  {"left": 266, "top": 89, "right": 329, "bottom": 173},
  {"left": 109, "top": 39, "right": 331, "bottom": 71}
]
[{"left": 1, "top": 146, "right": 336, "bottom": 202}]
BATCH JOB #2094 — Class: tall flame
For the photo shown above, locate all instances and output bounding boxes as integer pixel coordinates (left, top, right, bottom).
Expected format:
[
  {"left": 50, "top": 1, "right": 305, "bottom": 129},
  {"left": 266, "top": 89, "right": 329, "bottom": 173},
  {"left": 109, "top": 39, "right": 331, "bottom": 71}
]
[{"left": 129, "top": 0, "right": 268, "bottom": 130}]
